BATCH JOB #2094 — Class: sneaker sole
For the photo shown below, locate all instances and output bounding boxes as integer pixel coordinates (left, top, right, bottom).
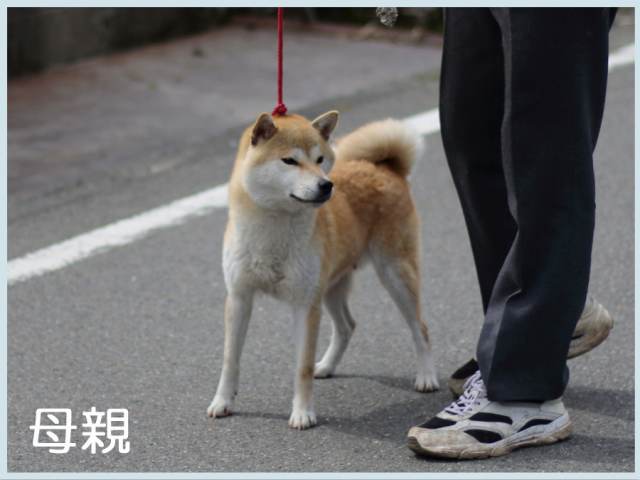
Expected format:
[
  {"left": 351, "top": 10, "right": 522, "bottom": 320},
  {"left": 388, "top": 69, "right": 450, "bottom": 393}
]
[
  {"left": 567, "top": 302, "right": 613, "bottom": 359},
  {"left": 408, "top": 414, "right": 572, "bottom": 460}
]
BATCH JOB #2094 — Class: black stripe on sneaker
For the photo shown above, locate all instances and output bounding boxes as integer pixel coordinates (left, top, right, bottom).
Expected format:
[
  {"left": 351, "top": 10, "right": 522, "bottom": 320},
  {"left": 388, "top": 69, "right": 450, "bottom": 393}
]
[
  {"left": 418, "top": 416, "right": 456, "bottom": 429},
  {"left": 469, "top": 412, "right": 513, "bottom": 424},
  {"left": 451, "top": 358, "right": 479, "bottom": 379},
  {"left": 464, "top": 429, "right": 503, "bottom": 444},
  {"left": 518, "top": 418, "right": 553, "bottom": 432}
]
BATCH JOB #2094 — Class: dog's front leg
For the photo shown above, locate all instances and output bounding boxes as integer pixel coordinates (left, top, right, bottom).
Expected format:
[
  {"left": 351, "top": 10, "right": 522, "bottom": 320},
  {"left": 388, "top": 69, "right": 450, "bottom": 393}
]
[
  {"left": 207, "top": 290, "right": 253, "bottom": 418},
  {"left": 289, "top": 300, "right": 321, "bottom": 430}
]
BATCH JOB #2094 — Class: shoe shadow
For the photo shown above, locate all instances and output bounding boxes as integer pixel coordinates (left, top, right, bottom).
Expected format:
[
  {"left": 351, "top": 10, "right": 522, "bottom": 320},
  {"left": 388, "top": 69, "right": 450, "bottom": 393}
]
[{"left": 564, "top": 385, "right": 634, "bottom": 422}]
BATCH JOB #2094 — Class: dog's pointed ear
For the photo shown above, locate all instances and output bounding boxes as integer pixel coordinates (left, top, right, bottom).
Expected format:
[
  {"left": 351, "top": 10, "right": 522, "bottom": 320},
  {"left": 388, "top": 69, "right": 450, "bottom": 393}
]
[
  {"left": 251, "top": 113, "right": 278, "bottom": 146},
  {"left": 311, "top": 110, "right": 339, "bottom": 141}
]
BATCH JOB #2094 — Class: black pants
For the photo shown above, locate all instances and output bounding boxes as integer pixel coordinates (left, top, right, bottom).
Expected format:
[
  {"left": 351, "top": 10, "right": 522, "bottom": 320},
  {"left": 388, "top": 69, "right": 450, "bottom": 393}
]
[{"left": 440, "top": 8, "right": 615, "bottom": 401}]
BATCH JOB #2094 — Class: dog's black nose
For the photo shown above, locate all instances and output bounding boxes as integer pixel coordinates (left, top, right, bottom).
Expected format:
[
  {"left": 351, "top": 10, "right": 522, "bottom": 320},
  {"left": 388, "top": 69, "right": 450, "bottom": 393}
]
[{"left": 319, "top": 179, "right": 333, "bottom": 195}]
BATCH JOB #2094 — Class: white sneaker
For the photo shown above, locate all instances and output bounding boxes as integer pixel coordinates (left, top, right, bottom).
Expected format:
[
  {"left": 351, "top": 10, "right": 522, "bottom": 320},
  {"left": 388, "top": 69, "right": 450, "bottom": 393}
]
[
  {"left": 448, "top": 296, "right": 613, "bottom": 397},
  {"left": 408, "top": 372, "right": 572, "bottom": 459},
  {"left": 568, "top": 295, "right": 613, "bottom": 359}
]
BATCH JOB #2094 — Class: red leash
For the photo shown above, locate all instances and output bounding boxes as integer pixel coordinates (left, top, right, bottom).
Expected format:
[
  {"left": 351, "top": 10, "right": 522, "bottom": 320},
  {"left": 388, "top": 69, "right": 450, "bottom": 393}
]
[{"left": 272, "top": 7, "right": 288, "bottom": 116}]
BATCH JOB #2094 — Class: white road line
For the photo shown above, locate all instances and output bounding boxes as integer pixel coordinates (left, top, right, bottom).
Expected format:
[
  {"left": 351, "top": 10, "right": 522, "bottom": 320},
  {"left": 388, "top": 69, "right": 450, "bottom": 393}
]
[
  {"left": 609, "top": 43, "right": 634, "bottom": 71},
  {"left": 404, "top": 108, "right": 440, "bottom": 136},
  {"left": 8, "top": 43, "right": 634, "bottom": 286},
  {"left": 9, "top": 184, "right": 228, "bottom": 285}
]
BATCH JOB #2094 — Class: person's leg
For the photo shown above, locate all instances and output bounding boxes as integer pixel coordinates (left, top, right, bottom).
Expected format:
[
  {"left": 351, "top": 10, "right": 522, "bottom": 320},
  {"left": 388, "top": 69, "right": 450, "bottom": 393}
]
[
  {"left": 478, "top": 8, "right": 613, "bottom": 402},
  {"left": 445, "top": 7, "right": 616, "bottom": 399},
  {"left": 440, "top": 8, "right": 515, "bottom": 313},
  {"left": 408, "top": 7, "right": 617, "bottom": 459}
]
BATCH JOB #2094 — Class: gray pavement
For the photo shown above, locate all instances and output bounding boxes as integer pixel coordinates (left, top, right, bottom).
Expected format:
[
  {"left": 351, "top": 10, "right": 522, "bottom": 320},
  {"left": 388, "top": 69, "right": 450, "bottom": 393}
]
[{"left": 7, "top": 18, "right": 635, "bottom": 473}]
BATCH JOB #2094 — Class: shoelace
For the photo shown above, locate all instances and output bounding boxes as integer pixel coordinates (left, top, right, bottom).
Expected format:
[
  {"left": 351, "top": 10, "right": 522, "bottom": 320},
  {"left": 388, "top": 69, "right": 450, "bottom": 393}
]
[{"left": 444, "top": 370, "right": 487, "bottom": 416}]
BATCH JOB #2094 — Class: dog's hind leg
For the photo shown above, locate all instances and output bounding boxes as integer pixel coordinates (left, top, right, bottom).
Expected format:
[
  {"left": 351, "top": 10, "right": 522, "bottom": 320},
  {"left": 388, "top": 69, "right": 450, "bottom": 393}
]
[
  {"left": 371, "top": 247, "right": 439, "bottom": 392},
  {"left": 315, "top": 273, "right": 356, "bottom": 378},
  {"left": 207, "top": 290, "right": 254, "bottom": 418}
]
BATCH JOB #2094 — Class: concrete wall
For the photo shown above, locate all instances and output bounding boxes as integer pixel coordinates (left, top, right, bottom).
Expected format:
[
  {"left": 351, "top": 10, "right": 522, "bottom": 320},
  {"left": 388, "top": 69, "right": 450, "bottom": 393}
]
[{"left": 8, "top": 8, "right": 230, "bottom": 77}]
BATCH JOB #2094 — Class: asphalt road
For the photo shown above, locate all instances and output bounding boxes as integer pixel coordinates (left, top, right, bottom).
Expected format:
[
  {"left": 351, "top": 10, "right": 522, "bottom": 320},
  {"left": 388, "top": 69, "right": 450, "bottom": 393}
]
[{"left": 7, "top": 17, "right": 635, "bottom": 473}]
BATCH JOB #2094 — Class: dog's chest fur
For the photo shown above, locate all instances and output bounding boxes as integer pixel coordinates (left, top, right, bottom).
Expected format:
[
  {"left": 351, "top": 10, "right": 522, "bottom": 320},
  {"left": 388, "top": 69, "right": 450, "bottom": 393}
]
[{"left": 224, "top": 211, "right": 321, "bottom": 302}]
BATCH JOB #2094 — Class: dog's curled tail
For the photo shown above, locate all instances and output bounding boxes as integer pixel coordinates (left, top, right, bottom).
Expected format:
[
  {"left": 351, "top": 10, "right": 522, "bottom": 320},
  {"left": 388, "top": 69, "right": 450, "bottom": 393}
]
[{"left": 335, "top": 118, "right": 424, "bottom": 177}]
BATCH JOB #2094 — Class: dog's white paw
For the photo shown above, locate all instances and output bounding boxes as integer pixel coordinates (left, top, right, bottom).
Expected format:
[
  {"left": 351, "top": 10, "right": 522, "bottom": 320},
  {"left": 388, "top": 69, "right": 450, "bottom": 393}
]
[
  {"left": 207, "top": 396, "right": 233, "bottom": 418},
  {"left": 314, "top": 361, "right": 335, "bottom": 379},
  {"left": 415, "top": 371, "right": 440, "bottom": 393},
  {"left": 288, "top": 408, "right": 317, "bottom": 430}
]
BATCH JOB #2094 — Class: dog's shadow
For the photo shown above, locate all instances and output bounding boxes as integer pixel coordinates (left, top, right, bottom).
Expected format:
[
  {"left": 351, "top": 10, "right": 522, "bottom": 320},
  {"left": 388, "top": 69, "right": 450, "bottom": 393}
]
[
  {"left": 240, "top": 372, "right": 448, "bottom": 442},
  {"left": 313, "top": 372, "right": 496, "bottom": 459},
  {"left": 336, "top": 372, "right": 419, "bottom": 391}
]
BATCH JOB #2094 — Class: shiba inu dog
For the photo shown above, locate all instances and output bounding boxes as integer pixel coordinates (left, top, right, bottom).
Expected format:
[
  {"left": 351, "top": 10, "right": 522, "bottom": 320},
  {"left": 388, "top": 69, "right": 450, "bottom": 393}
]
[{"left": 207, "top": 111, "right": 439, "bottom": 429}]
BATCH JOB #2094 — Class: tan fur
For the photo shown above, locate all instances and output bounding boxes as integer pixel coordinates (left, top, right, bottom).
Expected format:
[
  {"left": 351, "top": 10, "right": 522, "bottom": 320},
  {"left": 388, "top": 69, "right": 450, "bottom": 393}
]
[
  {"left": 209, "top": 112, "right": 438, "bottom": 430},
  {"left": 333, "top": 118, "right": 421, "bottom": 177},
  {"left": 228, "top": 114, "right": 422, "bottom": 286}
]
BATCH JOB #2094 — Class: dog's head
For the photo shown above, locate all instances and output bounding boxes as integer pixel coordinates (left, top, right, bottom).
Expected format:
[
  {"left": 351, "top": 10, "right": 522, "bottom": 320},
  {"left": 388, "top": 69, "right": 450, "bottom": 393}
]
[{"left": 241, "top": 111, "right": 339, "bottom": 212}]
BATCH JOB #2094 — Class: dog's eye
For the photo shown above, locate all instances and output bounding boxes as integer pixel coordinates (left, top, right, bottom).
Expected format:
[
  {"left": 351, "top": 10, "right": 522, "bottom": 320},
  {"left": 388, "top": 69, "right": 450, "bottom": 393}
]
[
  {"left": 281, "top": 157, "right": 298, "bottom": 166},
  {"left": 317, "top": 156, "right": 324, "bottom": 164}
]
